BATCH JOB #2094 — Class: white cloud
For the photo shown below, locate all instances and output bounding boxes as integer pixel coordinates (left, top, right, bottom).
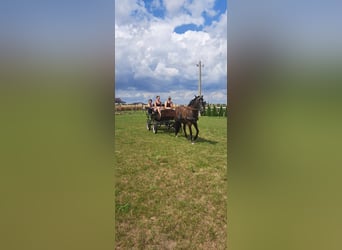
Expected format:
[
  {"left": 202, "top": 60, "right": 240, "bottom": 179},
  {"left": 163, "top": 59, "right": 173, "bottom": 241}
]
[
  {"left": 163, "top": 0, "right": 217, "bottom": 20},
  {"left": 155, "top": 62, "right": 179, "bottom": 78},
  {"left": 115, "top": 88, "right": 227, "bottom": 105},
  {"left": 185, "top": 0, "right": 216, "bottom": 18},
  {"left": 151, "top": 0, "right": 162, "bottom": 9},
  {"left": 115, "top": 0, "right": 149, "bottom": 25},
  {"left": 163, "top": 0, "right": 187, "bottom": 16},
  {"left": 204, "top": 10, "right": 227, "bottom": 39},
  {"left": 208, "top": 91, "right": 227, "bottom": 104},
  {"left": 115, "top": 0, "right": 227, "bottom": 104}
]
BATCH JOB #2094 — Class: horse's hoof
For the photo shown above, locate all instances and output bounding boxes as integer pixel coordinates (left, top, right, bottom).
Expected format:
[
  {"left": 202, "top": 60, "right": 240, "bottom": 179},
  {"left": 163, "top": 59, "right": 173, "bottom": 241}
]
[{"left": 191, "top": 142, "right": 195, "bottom": 145}]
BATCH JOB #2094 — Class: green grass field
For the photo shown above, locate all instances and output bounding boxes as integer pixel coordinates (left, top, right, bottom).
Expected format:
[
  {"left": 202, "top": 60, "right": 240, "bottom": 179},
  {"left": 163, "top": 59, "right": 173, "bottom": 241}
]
[{"left": 114, "top": 111, "right": 227, "bottom": 249}]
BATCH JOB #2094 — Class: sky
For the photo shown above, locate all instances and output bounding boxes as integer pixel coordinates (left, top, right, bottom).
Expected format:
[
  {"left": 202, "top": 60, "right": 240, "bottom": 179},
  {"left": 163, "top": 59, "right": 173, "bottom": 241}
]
[
  {"left": 115, "top": 0, "right": 228, "bottom": 105},
  {"left": 2, "top": 0, "right": 341, "bottom": 105}
]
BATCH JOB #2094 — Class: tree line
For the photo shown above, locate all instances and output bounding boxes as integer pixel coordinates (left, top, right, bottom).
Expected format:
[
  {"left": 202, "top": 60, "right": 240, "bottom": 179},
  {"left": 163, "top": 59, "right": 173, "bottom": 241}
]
[{"left": 202, "top": 104, "right": 228, "bottom": 117}]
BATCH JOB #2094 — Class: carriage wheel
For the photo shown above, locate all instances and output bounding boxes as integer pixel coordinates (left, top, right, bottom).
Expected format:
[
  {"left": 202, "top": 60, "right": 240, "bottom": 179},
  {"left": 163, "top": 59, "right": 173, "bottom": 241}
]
[
  {"left": 170, "top": 122, "right": 175, "bottom": 130},
  {"left": 152, "top": 124, "right": 157, "bottom": 133}
]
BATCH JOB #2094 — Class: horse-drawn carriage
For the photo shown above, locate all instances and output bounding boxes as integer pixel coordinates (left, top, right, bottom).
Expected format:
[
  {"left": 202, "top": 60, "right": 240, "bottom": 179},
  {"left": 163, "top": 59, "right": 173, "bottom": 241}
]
[
  {"left": 145, "top": 95, "right": 206, "bottom": 142},
  {"left": 146, "top": 108, "right": 176, "bottom": 134}
]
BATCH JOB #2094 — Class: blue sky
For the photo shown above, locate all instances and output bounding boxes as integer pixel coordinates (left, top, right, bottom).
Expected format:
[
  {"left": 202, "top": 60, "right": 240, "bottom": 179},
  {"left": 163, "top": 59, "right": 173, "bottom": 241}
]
[{"left": 115, "top": 0, "right": 228, "bottom": 104}]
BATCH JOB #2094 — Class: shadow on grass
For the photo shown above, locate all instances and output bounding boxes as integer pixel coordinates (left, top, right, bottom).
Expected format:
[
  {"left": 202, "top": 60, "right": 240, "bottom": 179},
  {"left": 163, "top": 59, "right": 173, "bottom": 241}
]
[
  {"left": 195, "top": 137, "right": 218, "bottom": 145},
  {"left": 164, "top": 128, "right": 219, "bottom": 144},
  {"left": 171, "top": 134, "right": 219, "bottom": 145}
]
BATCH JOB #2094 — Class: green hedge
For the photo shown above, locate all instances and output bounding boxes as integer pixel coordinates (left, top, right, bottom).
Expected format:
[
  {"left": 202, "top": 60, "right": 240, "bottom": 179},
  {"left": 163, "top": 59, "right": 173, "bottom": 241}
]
[{"left": 203, "top": 104, "right": 227, "bottom": 117}]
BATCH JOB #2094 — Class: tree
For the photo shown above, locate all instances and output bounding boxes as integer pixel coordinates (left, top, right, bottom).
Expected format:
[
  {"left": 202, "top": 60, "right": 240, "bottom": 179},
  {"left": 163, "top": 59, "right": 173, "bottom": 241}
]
[
  {"left": 212, "top": 105, "right": 218, "bottom": 116},
  {"left": 115, "top": 98, "right": 126, "bottom": 104},
  {"left": 206, "top": 104, "right": 212, "bottom": 116},
  {"left": 218, "top": 105, "right": 224, "bottom": 117}
]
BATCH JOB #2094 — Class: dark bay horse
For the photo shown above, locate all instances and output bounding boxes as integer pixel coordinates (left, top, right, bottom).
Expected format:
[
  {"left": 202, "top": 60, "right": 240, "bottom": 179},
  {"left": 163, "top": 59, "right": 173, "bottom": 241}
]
[{"left": 174, "top": 95, "right": 206, "bottom": 142}]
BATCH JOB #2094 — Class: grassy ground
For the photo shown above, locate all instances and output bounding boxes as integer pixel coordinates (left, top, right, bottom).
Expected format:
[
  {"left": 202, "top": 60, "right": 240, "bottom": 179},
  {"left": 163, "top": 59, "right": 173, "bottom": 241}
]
[{"left": 115, "top": 111, "right": 227, "bottom": 249}]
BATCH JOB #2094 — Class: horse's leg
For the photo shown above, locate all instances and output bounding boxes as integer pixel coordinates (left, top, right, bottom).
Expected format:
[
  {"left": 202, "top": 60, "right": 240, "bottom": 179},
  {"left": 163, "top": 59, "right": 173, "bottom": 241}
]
[
  {"left": 182, "top": 122, "right": 188, "bottom": 138},
  {"left": 193, "top": 122, "right": 199, "bottom": 141},
  {"left": 174, "top": 121, "right": 178, "bottom": 136},
  {"left": 188, "top": 123, "right": 193, "bottom": 142},
  {"left": 174, "top": 121, "right": 180, "bottom": 136}
]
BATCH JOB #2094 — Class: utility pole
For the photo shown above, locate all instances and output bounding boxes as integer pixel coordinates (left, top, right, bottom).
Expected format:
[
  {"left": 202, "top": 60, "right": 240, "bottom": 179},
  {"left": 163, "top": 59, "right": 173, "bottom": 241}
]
[{"left": 196, "top": 60, "right": 204, "bottom": 96}]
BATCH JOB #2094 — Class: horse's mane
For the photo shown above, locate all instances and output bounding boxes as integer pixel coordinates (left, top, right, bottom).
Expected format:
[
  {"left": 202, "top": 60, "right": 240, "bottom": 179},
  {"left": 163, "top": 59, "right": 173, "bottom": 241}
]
[
  {"left": 187, "top": 97, "right": 196, "bottom": 106},
  {"left": 188, "top": 95, "right": 201, "bottom": 107},
  {"left": 187, "top": 95, "right": 204, "bottom": 110}
]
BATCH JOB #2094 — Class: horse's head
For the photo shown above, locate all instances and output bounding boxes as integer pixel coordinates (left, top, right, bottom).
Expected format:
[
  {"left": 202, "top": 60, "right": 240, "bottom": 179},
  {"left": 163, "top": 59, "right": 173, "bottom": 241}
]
[
  {"left": 198, "top": 95, "right": 206, "bottom": 113},
  {"left": 188, "top": 95, "right": 206, "bottom": 113}
]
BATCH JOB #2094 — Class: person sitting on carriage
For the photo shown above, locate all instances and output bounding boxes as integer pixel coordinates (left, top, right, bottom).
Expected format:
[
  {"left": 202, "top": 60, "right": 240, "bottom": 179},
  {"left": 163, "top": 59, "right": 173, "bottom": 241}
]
[
  {"left": 147, "top": 99, "right": 153, "bottom": 115},
  {"left": 154, "top": 95, "right": 163, "bottom": 116},
  {"left": 164, "top": 96, "right": 173, "bottom": 109}
]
